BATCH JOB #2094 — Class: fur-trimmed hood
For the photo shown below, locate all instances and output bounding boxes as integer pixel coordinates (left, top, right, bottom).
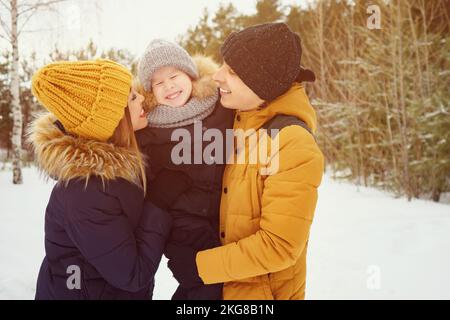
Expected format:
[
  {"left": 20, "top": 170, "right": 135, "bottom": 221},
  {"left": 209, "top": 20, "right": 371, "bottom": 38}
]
[
  {"left": 27, "top": 113, "right": 143, "bottom": 185},
  {"left": 137, "top": 55, "right": 219, "bottom": 111}
]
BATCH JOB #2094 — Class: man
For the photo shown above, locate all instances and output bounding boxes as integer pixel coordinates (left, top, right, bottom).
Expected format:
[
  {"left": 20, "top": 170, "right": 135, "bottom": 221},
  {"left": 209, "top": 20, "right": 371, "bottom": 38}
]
[{"left": 166, "top": 22, "right": 324, "bottom": 300}]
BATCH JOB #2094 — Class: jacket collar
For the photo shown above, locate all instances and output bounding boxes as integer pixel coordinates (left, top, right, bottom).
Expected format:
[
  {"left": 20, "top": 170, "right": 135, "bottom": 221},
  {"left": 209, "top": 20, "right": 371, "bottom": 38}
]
[
  {"left": 234, "top": 83, "right": 317, "bottom": 134},
  {"left": 28, "top": 113, "right": 143, "bottom": 186}
]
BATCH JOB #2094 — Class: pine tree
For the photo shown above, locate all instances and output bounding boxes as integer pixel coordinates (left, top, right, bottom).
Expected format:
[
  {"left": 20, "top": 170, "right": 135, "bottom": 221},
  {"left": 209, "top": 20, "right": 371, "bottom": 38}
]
[
  {"left": 178, "top": 0, "right": 450, "bottom": 201},
  {"left": 242, "top": 0, "right": 285, "bottom": 26}
]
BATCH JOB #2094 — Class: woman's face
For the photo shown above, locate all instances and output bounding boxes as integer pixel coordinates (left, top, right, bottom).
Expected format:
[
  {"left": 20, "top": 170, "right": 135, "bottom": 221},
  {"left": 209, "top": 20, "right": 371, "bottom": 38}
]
[
  {"left": 151, "top": 66, "right": 193, "bottom": 107},
  {"left": 212, "top": 62, "right": 264, "bottom": 111},
  {"left": 128, "top": 88, "right": 147, "bottom": 131}
]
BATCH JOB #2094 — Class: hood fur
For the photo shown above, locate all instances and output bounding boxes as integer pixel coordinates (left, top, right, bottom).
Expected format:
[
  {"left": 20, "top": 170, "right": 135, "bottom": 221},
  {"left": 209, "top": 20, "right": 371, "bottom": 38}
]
[
  {"left": 136, "top": 55, "right": 219, "bottom": 112},
  {"left": 27, "top": 113, "right": 143, "bottom": 186}
]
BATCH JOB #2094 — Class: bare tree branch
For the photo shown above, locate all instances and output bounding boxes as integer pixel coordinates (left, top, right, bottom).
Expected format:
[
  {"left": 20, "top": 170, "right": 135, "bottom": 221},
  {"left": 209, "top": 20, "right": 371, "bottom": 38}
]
[
  {"left": 17, "top": 11, "right": 35, "bottom": 35},
  {"left": 16, "top": 0, "right": 69, "bottom": 35},
  {"left": 0, "top": 0, "right": 10, "bottom": 11},
  {"left": 0, "top": 15, "right": 11, "bottom": 39},
  {"left": 0, "top": 31, "right": 10, "bottom": 42},
  {"left": 17, "top": 0, "right": 69, "bottom": 17}
]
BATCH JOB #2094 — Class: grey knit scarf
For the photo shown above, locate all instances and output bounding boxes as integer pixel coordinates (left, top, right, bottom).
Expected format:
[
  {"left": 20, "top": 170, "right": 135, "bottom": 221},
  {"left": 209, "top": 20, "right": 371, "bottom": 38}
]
[{"left": 147, "top": 91, "right": 219, "bottom": 128}]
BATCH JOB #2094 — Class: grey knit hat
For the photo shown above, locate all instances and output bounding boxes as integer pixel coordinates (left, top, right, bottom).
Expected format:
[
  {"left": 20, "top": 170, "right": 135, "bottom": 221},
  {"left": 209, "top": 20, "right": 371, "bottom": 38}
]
[{"left": 138, "top": 39, "right": 199, "bottom": 91}]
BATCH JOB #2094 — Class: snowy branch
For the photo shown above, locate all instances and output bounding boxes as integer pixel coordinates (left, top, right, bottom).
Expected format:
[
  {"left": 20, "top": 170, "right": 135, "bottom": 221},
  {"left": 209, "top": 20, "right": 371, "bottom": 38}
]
[{"left": 16, "top": 0, "right": 69, "bottom": 36}]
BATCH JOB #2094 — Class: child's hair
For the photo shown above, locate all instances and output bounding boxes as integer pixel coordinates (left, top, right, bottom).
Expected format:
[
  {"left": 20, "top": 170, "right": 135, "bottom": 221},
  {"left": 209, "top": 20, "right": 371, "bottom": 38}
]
[
  {"left": 132, "top": 78, "right": 157, "bottom": 113},
  {"left": 109, "top": 105, "right": 147, "bottom": 195}
]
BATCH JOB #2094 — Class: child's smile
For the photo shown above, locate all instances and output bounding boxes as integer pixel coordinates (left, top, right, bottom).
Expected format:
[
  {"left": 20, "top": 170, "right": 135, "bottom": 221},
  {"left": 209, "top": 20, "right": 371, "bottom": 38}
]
[{"left": 166, "top": 90, "right": 183, "bottom": 100}]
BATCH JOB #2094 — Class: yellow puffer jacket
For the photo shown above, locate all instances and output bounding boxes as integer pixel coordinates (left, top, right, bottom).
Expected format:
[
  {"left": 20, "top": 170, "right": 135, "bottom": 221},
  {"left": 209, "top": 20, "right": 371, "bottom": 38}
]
[{"left": 196, "top": 83, "right": 325, "bottom": 300}]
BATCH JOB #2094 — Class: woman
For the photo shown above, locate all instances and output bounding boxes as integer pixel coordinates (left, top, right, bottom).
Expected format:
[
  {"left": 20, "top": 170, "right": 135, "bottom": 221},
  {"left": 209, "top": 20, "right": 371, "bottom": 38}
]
[{"left": 29, "top": 59, "right": 174, "bottom": 299}]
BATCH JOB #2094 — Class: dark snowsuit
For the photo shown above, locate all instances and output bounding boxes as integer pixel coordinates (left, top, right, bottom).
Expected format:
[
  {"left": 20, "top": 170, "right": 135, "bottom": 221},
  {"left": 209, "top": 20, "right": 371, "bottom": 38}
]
[{"left": 136, "top": 100, "right": 233, "bottom": 300}]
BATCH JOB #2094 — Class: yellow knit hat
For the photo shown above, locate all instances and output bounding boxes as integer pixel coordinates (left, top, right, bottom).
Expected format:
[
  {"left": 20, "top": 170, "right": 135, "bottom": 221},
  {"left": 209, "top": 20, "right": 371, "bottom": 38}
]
[{"left": 32, "top": 59, "right": 132, "bottom": 141}]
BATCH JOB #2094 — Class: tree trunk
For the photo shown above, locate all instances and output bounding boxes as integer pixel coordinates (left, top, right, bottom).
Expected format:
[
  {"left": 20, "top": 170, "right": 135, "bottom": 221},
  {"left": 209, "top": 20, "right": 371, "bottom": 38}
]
[
  {"left": 10, "top": 0, "right": 23, "bottom": 184},
  {"left": 318, "top": 0, "right": 326, "bottom": 99},
  {"left": 396, "top": 0, "right": 411, "bottom": 201}
]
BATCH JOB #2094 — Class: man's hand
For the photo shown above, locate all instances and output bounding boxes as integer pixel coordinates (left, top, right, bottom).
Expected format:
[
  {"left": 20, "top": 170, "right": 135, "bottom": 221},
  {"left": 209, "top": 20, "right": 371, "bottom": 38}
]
[{"left": 165, "top": 244, "right": 204, "bottom": 288}]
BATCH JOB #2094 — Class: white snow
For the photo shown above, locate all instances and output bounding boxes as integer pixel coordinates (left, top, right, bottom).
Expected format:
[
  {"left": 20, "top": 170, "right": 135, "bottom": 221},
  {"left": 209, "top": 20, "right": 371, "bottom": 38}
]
[
  {"left": 307, "top": 176, "right": 450, "bottom": 300},
  {"left": 1, "top": 167, "right": 449, "bottom": 300}
]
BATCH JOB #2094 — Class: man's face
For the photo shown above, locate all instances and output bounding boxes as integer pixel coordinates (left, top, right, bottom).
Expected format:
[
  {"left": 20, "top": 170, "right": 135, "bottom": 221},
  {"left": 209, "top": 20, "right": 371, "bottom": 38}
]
[{"left": 213, "top": 62, "right": 264, "bottom": 111}]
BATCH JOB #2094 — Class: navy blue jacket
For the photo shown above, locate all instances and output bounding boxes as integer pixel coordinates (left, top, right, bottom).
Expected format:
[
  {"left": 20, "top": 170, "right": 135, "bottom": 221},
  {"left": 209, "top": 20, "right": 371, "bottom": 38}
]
[{"left": 30, "top": 114, "right": 171, "bottom": 300}]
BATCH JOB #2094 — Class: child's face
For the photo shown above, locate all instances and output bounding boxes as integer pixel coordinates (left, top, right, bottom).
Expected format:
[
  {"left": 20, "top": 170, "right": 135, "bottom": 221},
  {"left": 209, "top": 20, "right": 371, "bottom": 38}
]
[
  {"left": 127, "top": 88, "right": 147, "bottom": 131},
  {"left": 151, "top": 66, "right": 193, "bottom": 107},
  {"left": 213, "top": 62, "right": 264, "bottom": 111}
]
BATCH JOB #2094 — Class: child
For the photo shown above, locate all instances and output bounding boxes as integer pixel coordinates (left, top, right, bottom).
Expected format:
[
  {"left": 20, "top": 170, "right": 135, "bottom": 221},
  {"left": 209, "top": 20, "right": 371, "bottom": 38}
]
[{"left": 136, "top": 39, "right": 233, "bottom": 300}]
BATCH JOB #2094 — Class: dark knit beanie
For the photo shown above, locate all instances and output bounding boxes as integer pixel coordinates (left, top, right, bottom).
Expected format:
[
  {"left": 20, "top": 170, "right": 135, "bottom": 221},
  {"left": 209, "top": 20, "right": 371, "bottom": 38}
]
[{"left": 220, "top": 22, "right": 315, "bottom": 101}]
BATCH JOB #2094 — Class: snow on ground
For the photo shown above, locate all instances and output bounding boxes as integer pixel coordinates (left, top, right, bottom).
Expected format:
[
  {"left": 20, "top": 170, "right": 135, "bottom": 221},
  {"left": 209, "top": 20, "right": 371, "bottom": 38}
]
[
  {"left": 1, "top": 167, "right": 449, "bottom": 300},
  {"left": 307, "top": 176, "right": 450, "bottom": 299}
]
